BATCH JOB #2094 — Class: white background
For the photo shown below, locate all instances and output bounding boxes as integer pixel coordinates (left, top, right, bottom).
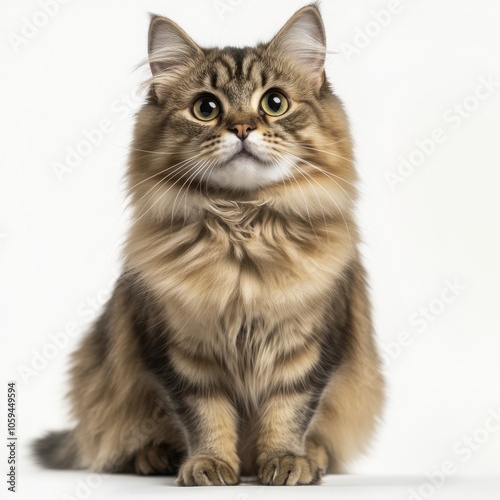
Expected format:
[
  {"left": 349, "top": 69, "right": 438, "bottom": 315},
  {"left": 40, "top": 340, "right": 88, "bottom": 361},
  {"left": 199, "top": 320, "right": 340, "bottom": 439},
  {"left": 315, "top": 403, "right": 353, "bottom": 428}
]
[{"left": 2, "top": 0, "right": 500, "bottom": 498}]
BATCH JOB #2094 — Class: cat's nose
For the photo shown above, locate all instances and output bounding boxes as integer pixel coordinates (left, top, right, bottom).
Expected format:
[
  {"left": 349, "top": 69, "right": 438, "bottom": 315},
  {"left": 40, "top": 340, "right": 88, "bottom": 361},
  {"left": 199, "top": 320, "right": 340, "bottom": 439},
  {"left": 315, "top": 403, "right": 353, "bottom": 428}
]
[{"left": 230, "top": 124, "right": 254, "bottom": 141}]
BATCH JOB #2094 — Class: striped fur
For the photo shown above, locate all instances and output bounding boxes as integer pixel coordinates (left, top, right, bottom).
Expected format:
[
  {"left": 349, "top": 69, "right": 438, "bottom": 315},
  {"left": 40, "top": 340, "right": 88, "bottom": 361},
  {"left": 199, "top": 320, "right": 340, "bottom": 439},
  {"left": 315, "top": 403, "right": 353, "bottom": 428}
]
[{"left": 33, "top": 5, "right": 384, "bottom": 486}]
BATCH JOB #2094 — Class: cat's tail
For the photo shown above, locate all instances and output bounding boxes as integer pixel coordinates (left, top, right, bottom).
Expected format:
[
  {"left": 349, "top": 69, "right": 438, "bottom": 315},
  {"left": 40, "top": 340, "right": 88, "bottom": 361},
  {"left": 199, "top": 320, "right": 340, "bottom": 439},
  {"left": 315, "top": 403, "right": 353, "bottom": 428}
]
[{"left": 32, "top": 430, "right": 81, "bottom": 469}]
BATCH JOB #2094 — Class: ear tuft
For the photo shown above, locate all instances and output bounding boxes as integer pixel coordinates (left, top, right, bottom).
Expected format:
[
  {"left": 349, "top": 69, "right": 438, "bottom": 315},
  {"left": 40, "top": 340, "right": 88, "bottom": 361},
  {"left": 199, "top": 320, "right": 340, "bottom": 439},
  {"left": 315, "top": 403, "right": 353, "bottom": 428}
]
[
  {"left": 268, "top": 5, "right": 326, "bottom": 89},
  {"left": 148, "top": 15, "right": 202, "bottom": 76}
]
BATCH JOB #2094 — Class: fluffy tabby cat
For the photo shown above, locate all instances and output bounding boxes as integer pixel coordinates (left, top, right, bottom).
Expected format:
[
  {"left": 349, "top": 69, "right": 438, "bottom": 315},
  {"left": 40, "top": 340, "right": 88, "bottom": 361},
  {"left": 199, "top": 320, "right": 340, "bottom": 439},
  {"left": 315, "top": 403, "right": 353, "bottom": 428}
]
[{"left": 34, "top": 5, "right": 384, "bottom": 486}]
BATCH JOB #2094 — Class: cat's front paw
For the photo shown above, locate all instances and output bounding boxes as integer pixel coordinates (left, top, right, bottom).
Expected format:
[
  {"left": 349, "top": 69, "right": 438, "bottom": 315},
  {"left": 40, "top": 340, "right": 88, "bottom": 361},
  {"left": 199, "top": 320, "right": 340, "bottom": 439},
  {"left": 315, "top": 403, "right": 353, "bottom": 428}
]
[
  {"left": 258, "top": 454, "right": 322, "bottom": 486},
  {"left": 176, "top": 456, "right": 239, "bottom": 486}
]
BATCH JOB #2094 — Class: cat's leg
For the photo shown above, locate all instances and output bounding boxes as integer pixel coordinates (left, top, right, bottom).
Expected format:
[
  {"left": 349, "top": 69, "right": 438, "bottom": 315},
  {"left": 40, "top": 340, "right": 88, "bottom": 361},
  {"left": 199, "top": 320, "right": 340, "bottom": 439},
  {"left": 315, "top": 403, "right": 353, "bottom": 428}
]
[
  {"left": 305, "top": 434, "right": 329, "bottom": 475},
  {"left": 71, "top": 397, "right": 187, "bottom": 474},
  {"left": 123, "top": 442, "right": 184, "bottom": 475},
  {"left": 34, "top": 389, "right": 187, "bottom": 474},
  {"left": 256, "top": 392, "right": 323, "bottom": 486},
  {"left": 307, "top": 353, "right": 384, "bottom": 473},
  {"left": 297, "top": 259, "right": 385, "bottom": 474},
  {"left": 307, "top": 264, "right": 385, "bottom": 473},
  {"left": 62, "top": 284, "right": 188, "bottom": 474},
  {"left": 175, "top": 394, "right": 240, "bottom": 486}
]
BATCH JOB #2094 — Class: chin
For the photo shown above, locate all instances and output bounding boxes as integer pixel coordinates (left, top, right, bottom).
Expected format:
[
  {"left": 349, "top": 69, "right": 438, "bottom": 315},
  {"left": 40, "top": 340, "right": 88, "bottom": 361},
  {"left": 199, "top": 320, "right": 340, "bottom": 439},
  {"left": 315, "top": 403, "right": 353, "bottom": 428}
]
[{"left": 206, "top": 154, "right": 293, "bottom": 191}]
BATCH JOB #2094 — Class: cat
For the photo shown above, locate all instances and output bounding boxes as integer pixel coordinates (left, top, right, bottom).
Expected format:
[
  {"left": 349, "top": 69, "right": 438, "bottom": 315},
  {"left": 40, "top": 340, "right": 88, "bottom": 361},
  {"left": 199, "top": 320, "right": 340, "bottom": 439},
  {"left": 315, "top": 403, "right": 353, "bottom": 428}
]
[{"left": 33, "top": 4, "right": 384, "bottom": 486}]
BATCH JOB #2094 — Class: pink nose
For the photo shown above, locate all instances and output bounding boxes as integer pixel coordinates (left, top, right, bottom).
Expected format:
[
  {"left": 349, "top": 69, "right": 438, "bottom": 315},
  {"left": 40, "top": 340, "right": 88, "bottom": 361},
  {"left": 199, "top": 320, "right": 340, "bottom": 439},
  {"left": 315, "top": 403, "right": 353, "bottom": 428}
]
[{"left": 231, "top": 124, "right": 254, "bottom": 140}]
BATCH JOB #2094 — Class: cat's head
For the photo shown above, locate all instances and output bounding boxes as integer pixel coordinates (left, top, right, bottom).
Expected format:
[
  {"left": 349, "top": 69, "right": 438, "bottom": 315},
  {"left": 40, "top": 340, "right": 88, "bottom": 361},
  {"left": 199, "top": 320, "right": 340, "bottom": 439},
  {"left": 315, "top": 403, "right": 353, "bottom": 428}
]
[{"left": 129, "top": 5, "right": 355, "bottom": 220}]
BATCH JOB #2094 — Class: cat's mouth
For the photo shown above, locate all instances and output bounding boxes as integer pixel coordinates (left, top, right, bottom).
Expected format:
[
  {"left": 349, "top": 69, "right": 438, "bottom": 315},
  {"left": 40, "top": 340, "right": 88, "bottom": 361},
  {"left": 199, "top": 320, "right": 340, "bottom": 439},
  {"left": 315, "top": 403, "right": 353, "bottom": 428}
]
[
  {"left": 206, "top": 136, "right": 289, "bottom": 190},
  {"left": 233, "top": 150, "right": 257, "bottom": 160},
  {"left": 231, "top": 142, "right": 268, "bottom": 164}
]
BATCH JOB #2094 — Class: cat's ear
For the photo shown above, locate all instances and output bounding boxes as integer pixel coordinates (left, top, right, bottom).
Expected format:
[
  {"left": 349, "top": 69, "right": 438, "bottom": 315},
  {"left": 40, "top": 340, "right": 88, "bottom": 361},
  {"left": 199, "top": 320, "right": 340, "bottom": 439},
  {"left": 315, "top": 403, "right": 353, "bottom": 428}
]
[
  {"left": 267, "top": 5, "right": 326, "bottom": 89},
  {"left": 148, "top": 15, "right": 202, "bottom": 76}
]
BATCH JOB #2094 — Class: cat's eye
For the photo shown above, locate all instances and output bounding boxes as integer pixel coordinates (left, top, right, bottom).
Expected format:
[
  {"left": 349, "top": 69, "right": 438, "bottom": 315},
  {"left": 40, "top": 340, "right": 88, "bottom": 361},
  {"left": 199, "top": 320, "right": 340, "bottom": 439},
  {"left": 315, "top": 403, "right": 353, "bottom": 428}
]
[
  {"left": 192, "top": 95, "right": 221, "bottom": 121},
  {"left": 260, "top": 91, "right": 289, "bottom": 117}
]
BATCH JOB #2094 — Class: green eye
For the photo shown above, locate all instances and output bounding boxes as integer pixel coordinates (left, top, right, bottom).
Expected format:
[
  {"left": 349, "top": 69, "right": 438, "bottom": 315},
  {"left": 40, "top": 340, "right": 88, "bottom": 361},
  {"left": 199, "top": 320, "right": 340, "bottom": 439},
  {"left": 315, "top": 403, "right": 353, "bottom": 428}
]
[
  {"left": 192, "top": 95, "right": 221, "bottom": 121},
  {"left": 260, "top": 91, "right": 289, "bottom": 116}
]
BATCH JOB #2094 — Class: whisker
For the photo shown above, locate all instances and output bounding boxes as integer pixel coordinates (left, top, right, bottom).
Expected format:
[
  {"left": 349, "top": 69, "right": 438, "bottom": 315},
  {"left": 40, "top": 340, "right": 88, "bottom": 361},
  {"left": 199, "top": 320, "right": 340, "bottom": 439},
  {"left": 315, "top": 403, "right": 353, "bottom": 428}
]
[
  {"left": 273, "top": 153, "right": 320, "bottom": 242},
  {"left": 284, "top": 139, "right": 357, "bottom": 188},
  {"left": 270, "top": 154, "right": 290, "bottom": 200},
  {"left": 133, "top": 160, "right": 206, "bottom": 225},
  {"left": 278, "top": 148, "right": 357, "bottom": 206},
  {"left": 131, "top": 154, "right": 203, "bottom": 206},
  {"left": 197, "top": 156, "right": 217, "bottom": 200},
  {"left": 279, "top": 154, "right": 352, "bottom": 246},
  {"left": 181, "top": 158, "right": 216, "bottom": 227},
  {"left": 273, "top": 152, "right": 329, "bottom": 239},
  {"left": 296, "top": 143, "right": 353, "bottom": 164},
  {"left": 170, "top": 158, "right": 211, "bottom": 228}
]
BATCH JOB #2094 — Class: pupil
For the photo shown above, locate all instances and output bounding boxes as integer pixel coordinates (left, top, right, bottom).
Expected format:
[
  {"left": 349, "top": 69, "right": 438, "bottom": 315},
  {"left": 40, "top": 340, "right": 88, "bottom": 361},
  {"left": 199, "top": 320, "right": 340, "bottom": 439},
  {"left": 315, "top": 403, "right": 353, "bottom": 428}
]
[
  {"left": 200, "top": 99, "right": 216, "bottom": 117},
  {"left": 268, "top": 94, "right": 282, "bottom": 112}
]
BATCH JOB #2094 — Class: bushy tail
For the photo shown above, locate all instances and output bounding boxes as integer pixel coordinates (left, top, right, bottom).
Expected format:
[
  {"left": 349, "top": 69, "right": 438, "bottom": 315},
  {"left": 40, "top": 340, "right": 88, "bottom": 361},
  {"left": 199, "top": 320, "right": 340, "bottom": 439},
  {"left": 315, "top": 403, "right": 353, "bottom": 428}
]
[{"left": 33, "top": 430, "right": 81, "bottom": 469}]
